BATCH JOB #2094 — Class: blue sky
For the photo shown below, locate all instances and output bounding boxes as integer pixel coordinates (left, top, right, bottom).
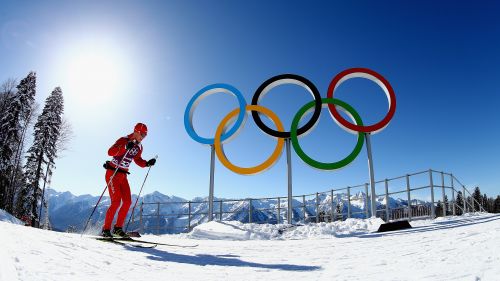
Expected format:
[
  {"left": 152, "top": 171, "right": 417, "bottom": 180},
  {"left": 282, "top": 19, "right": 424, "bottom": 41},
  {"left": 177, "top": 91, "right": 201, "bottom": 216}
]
[{"left": 1, "top": 1, "right": 499, "bottom": 200}]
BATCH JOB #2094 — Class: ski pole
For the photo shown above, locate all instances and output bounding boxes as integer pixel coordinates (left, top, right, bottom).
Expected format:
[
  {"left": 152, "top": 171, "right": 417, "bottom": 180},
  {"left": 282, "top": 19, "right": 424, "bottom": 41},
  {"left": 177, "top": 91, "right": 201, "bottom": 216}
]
[
  {"left": 81, "top": 142, "right": 139, "bottom": 236},
  {"left": 125, "top": 155, "right": 158, "bottom": 232}
]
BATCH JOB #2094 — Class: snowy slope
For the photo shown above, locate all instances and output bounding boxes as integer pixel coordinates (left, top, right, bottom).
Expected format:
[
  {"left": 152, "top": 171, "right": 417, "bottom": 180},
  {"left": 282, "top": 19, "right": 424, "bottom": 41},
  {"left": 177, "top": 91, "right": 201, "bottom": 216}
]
[{"left": 1, "top": 213, "right": 499, "bottom": 280}]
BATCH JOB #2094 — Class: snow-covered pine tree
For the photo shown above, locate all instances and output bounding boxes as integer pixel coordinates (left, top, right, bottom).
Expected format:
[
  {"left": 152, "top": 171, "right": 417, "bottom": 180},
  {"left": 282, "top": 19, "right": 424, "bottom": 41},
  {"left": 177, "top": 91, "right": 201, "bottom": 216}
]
[
  {"left": 435, "top": 200, "right": 443, "bottom": 217},
  {"left": 443, "top": 195, "right": 449, "bottom": 216},
  {"left": 494, "top": 196, "right": 500, "bottom": 213},
  {"left": 455, "top": 191, "right": 464, "bottom": 215},
  {"left": 482, "top": 194, "right": 489, "bottom": 212},
  {"left": 485, "top": 196, "right": 494, "bottom": 213},
  {"left": 0, "top": 78, "right": 18, "bottom": 115},
  {"left": 0, "top": 72, "right": 36, "bottom": 211},
  {"left": 16, "top": 87, "right": 63, "bottom": 227},
  {"left": 472, "top": 187, "right": 482, "bottom": 211}
]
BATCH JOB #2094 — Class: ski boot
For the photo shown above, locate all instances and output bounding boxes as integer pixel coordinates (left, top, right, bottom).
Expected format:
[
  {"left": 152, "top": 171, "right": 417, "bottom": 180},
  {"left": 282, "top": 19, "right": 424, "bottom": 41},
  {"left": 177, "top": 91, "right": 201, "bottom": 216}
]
[
  {"left": 112, "top": 226, "right": 130, "bottom": 239},
  {"left": 101, "top": 229, "right": 113, "bottom": 239}
]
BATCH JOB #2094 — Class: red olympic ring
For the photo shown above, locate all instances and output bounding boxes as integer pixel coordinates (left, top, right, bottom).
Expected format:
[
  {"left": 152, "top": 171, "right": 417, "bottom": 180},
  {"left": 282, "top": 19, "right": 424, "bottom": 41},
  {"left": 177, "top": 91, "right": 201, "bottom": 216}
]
[{"left": 327, "top": 68, "right": 396, "bottom": 134}]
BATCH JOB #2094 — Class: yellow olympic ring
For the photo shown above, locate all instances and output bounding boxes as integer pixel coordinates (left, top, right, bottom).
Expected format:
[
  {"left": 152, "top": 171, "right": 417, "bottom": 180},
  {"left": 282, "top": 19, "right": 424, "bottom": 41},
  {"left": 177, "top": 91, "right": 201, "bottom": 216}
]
[{"left": 214, "top": 105, "right": 285, "bottom": 175}]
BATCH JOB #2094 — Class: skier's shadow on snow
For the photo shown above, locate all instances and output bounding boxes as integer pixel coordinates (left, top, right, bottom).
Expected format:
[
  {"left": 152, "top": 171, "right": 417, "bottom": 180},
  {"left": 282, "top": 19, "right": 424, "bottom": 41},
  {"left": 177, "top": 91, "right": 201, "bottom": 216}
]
[
  {"left": 358, "top": 214, "right": 500, "bottom": 238},
  {"left": 123, "top": 246, "right": 321, "bottom": 271}
]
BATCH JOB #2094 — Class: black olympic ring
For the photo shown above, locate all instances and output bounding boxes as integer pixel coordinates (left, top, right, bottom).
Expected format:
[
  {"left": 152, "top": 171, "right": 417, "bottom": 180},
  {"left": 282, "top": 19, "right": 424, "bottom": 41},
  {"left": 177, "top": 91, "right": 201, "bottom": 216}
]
[{"left": 251, "top": 74, "right": 322, "bottom": 139}]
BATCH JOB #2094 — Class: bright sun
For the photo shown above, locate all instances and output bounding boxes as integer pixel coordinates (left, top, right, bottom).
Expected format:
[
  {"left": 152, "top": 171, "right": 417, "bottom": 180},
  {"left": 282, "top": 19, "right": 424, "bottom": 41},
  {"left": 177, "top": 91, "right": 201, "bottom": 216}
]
[{"left": 66, "top": 51, "right": 122, "bottom": 105}]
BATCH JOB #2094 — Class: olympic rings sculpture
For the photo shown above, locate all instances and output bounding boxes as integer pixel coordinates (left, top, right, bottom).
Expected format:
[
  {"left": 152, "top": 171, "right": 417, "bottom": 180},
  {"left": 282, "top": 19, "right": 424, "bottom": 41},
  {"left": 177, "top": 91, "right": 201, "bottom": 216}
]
[{"left": 184, "top": 68, "right": 396, "bottom": 175}]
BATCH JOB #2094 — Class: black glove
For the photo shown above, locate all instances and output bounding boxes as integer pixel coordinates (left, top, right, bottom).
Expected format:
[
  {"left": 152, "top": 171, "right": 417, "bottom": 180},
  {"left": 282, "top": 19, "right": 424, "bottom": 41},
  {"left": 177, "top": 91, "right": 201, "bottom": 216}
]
[
  {"left": 126, "top": 141, "right": 135, "bottom": 150},
  {"left": 146, "top": 158, "right": 156, "bottom": 167}
]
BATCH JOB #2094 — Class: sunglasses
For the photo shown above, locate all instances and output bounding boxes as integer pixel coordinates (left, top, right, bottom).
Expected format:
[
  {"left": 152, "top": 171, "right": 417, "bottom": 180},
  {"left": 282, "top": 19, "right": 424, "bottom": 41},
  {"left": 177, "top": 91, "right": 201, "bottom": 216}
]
[{"left": 135, "top": 131, "right": 147, "bottom": 137}]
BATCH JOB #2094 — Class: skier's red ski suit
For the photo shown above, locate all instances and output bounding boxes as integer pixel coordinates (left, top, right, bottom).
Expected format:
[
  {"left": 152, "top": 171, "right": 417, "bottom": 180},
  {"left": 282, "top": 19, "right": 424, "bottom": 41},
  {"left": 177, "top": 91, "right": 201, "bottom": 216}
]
[{"left": 103, "top": 134, "right": 147, "bottom": 230}]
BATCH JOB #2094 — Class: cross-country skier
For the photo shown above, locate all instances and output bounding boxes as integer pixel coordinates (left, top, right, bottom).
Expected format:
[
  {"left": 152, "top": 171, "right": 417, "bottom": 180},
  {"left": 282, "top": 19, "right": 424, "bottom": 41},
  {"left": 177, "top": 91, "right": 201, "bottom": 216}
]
[{"left": 101, "top": 123, "right": 156, "bottom": 238}]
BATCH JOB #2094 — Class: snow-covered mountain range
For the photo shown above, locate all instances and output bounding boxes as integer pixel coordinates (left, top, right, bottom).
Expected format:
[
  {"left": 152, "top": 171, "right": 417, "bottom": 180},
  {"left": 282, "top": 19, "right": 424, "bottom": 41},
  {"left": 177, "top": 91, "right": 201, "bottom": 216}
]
[{"left": 43, "top": 189, "right": 430, "bottom": 234}]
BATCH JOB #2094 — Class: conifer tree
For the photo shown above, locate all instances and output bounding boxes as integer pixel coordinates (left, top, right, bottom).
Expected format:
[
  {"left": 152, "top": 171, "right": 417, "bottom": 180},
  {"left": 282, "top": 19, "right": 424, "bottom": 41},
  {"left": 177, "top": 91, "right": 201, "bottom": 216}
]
[
  {"left": 16, "top": 87, "right": 63, "bottom": 226},
  {"left": 443, "top": 195, "right": 449, "bottom": 215},
  {"left": 486, "top": 196, "right": 494, "bottom": 213},
  {"left": 494, "top": 196, "right": 500, "bottom": 213},
  {"left": 0, "top": 72, "right": 36, "bottom": 211},
  {"left": 436, "top": 200, "right": 443, "bottom": 217},
  {"left": 482, "top": 194, "right": 489, "bottom": 212},
  {"left": 456, "top": 191, "right": 464, "bottom": 215},
  {"left": 0, "top": 78, "right": 18, "bottom": 115},
  {"left": 472, "top": 187, "right": 482, "bottom": 211}
]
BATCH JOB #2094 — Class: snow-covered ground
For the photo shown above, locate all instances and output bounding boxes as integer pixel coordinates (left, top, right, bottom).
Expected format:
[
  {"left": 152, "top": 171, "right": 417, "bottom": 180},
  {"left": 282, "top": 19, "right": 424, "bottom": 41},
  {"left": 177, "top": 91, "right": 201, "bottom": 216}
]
[{"left": 1, "top": 212, "right": 499, "bottom": 281}]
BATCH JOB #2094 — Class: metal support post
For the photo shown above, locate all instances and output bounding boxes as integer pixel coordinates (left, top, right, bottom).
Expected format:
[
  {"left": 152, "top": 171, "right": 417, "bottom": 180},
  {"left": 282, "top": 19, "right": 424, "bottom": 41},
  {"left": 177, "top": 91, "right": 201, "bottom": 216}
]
[
  {"left": 441, "top": 172, "right": 447, "bottom": 217},
  {"left": 451, "top": 174, "right": 456, "bottom": 216},
  {"left": 364, "top": 183, "right": 369, "bottom": 219},
  {"left": 365, "top": 133, "right": 377, "bottom": 218},
  {"left": 384, "top": 179, "right": 389, "bottom": 221},
  {"left": 208, "top": 145, "right": 215, "bottom": 221},
  {"left": 188, "top": 201, "right": 192, "bottom": 231},
  {"left": 347, "top": 187, "right": 351, "bottom": 219},
  {"left": 470, "top": 190, "right": 475, "bottom": 212},
  {"left": 463, "top": 186, "right": 467, "bottom": 213},
  {"left": 277, "top": 197, "right": 281, "bottom": 224},
  {"left": 302, "top": 195, "right": 306, "bottom": 223},
  {"left": 156, "top": 202, "right": 160, "bottom": 235},
  {"left": 429, "top": 170, "right": 436, "bottom": 218},
  {"left": 220, "top": 200, "right": 223, "bottom": 221},
  {"left": 286, "top": 138, "right": 293, "bottom": 224},
  {"left": 248, "top": 199, "right": 252, "bottom": 223},
  {"left": 139, "top": 202, "right": 144, "bottom": 233},
  {"left": 331, "top": 190, "right": 335, "bottom": 222},
  {"left": 406, "top": 174, "right": 412, "bottom": 221},
  {"left": 316, "top": 192, "right": 320, "bottom": 223}
]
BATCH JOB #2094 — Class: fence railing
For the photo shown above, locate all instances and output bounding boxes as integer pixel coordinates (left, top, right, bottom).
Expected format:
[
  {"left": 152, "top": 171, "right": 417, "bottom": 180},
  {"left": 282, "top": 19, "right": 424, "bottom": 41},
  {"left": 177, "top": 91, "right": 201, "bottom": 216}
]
[{"left": 134, "top": 169, "right": 486, "bottom": 234}]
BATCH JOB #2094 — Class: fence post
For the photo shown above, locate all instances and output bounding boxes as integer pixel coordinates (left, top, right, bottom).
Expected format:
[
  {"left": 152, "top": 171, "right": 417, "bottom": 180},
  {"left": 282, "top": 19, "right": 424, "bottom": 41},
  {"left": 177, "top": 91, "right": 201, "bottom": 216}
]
[
  {"left": 365, "top": 133, "right": 377, "bottom": 219},
  {"left": 286, "top": 138, "right": 293, "bottom": 224},
  {"left": 463, "top": 185, "right": 467, "bottom": 213},
  {"left": 441, "top": 172, "right": 447, "bottom": 217},
  {"left": 302, "top": 195, "right": 306, "bottom": 223},
  {"left": 470, "top": 187, "right": 476, "bottom": 213},
  {"left": 248, "top": 199, "right": 253, "bottom": 223},
  {"left": 208, "top": 145, "right": 215, "bottom": 222},
  {"left": 139, "top": 202, "right": 144, "bottom": 233},
  {"left": 384, "top": 179, "right": 389, "bottom": 221},
  {"left": 429, "top": 170, "right": 436, "bottom": 218},
  {"left": 406, "top": 174, "right": 412, "bottom": 221},
  {"left": 330, "top": 190, "right": 335, "bottom": 222},
  {"left": 451, "top": 174, "right": 456, "bottom": 216},
  {"left": 188, "top": 201, "right": 191, "bottom": 232},
  {"left": 277, "top": 197, "right": 281, "bottom": 224},
  {"left": 347, "top": 187, "right": 351, "bottom": 219},
  {"left": 220, "top": 200, "right": 223, "bottom": 221},
  {"left": 156, "top": 202, "right": 160, "bottom": 235},
  {"left": 364, "top": 183, "right": 369, "bottom": 219},
  {"left": 316, "top": 192, "right": 320, "bottom": 223}
]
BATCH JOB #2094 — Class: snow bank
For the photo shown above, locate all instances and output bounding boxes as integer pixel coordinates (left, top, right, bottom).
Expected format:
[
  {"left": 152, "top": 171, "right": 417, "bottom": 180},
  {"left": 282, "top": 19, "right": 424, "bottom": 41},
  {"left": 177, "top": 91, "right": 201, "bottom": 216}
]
[
  {"left": 0, "top": 209, "right": 23, "bottom": 225},
  {"left": 186, "top": 217, "right": 385, "bottom": 240}
]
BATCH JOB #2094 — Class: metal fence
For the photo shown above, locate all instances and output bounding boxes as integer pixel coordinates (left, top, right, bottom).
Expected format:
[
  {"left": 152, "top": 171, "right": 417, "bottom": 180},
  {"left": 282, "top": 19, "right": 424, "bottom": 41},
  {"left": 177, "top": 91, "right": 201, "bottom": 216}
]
[{"left": 136, "top": 169, "right": 486, "bottom": 234}]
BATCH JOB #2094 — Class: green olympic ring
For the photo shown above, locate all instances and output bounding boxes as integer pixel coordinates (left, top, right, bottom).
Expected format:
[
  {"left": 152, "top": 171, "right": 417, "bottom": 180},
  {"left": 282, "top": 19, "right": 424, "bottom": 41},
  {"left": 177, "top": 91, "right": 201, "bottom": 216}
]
[{"left": 291, "top": 98, "right": 365, "bottom": 170}]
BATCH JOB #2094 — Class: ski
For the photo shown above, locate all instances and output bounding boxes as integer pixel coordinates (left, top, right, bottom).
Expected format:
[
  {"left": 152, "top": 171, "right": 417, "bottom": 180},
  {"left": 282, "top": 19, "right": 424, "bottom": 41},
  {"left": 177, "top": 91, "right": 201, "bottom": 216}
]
[
  {"left": 94, "top": 237, "right": 157, "bottom": 248},
  {"left": 112, "top": 237, "right": 199, "bottom": 248}
]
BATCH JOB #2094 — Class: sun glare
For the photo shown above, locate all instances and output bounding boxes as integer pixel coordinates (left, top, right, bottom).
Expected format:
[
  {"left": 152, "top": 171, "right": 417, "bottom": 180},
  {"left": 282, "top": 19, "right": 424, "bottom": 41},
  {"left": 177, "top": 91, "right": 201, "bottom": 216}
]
[{"left": 66, "top": 51, "right": 122, "bottom": 105}]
